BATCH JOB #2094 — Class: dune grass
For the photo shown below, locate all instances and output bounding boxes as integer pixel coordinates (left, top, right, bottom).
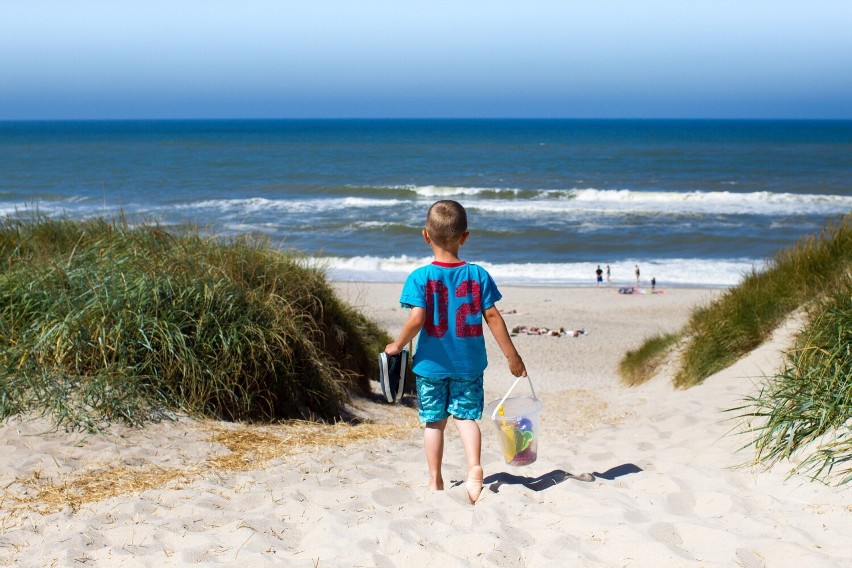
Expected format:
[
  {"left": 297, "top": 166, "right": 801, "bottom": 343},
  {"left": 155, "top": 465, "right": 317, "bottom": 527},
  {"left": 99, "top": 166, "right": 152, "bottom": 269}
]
[
  {"left": 618, "top": 332, "right": 679, "bottom": 387},
  {"left": 0, "top": 215, "right": 390, "bottom": 430},
  {"left": 618, "top": 213, "right": 852, "bottom": 484},
  {"left": 619, "top": 213, "right": 852, "bottom": 389},
  {"left": 732, "top": 283, "right": 852, "bottom": 485},
  {"left": 674, "top": 214, "right": 852, "bottom": 388}
]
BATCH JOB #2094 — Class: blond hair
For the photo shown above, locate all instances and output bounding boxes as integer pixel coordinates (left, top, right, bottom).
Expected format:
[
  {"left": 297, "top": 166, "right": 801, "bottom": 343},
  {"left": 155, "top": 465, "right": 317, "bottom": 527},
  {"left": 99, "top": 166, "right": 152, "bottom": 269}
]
[{"left": 426, "top": 200, "right": 468, "bottom": 247}]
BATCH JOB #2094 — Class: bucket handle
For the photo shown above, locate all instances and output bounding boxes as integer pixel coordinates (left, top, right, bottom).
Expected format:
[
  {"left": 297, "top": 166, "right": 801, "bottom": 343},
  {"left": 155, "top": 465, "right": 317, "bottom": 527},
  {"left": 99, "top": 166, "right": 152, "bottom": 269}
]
[{"left": 490, "top": 375, "right": 537, "bottom": 420}]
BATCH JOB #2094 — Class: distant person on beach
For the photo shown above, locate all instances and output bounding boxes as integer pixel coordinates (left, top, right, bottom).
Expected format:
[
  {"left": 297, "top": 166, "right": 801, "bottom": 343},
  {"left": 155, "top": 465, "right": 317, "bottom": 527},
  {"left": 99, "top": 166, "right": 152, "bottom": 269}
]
[
  {"left": 651, "top": 276, "right": 656, "bottom": 292},
  {"left": 385, "top": 200, "right": 526, "bottom": 504},
  {"left": 606, "top": 264, "right": 611, "bottom": 285},
  {"left": 595, "top": 265, "right": 603, "bottom": 287},
  {"left": 635, "top": 264, "right": 640, "bottom": 283}
]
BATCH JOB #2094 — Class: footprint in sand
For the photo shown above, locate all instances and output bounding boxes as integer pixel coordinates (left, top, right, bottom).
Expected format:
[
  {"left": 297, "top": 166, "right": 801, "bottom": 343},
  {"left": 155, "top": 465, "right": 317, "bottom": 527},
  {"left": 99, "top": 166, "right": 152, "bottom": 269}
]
[
  {"left": 589, "top": 451, "right": 614, "bottom": 461},
  {"left": 666, "top": 489, "right": 697, "bottom": 517},
  {"left": 649, "top": 522, "right": 693, "bottom": 560},
  {"left": 735, "top": 547, "right": 766, "bottom": 568},
  {"left": 371, "top": 486, "right": 410, "bottom": 508}
]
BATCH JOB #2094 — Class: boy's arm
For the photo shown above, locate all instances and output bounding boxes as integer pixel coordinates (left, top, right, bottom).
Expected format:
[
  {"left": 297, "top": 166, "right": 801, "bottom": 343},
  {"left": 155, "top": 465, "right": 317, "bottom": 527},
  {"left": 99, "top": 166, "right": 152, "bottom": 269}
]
[
  {"left": 483, "top": 305, "right": 527, "bottom": 377},
  {"left": 385, "top": 307, "right": 426, "bottom": 355}
]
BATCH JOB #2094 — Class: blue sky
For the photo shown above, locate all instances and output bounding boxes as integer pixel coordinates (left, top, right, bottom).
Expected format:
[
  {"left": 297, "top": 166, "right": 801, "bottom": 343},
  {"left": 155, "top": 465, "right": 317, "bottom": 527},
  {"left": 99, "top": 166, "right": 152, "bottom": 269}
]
[{"left": 2, "top": 1, "right": 851, "bottom": 119}]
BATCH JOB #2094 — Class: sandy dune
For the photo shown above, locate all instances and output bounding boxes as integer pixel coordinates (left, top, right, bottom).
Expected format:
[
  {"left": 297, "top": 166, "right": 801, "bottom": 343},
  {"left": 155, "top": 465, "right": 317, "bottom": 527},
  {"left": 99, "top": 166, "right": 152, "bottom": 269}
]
[{"left": 1, "top": 283, "right": 849, "bottom": 567}]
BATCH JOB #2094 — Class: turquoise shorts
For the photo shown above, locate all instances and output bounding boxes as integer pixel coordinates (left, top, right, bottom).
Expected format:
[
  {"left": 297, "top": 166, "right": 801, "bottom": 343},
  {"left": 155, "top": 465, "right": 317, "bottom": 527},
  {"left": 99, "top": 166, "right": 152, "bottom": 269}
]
[{"left": 415, "top": 374, "right": 484, "bottom": 423}]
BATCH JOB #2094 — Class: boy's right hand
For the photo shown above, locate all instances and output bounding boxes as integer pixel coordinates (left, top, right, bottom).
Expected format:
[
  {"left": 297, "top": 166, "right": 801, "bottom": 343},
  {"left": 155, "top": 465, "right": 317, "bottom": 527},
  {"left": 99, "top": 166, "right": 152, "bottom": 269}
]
[
  {"left": 385, "top": 307, "right": 425, "bottom": 358},
  {"left": 508, "top": 353, "right": 526, "bottom": 377},
  {"left": 384, "top": 343, "right": 401, "bottom": 356}
]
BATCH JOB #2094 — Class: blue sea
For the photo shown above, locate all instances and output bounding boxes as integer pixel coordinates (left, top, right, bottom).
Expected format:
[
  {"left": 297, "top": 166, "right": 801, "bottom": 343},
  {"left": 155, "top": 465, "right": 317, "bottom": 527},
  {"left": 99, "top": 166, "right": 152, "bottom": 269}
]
[{"left": 2, "top": 119, "right": 851, "bottom": 287}]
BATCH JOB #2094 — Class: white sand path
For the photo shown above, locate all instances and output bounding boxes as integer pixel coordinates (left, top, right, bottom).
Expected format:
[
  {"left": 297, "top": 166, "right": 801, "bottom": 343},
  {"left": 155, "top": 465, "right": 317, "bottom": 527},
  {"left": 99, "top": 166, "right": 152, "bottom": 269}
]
[{"left": 1, "top": 285, "right": 849, "bottom": 567}]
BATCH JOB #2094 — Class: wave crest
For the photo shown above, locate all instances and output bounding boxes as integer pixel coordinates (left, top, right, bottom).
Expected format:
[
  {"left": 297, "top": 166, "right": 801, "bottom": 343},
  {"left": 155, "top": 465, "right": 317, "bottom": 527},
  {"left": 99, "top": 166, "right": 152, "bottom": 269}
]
[{"left": 315, "top": 255, "right": 761, "bottom": 287}]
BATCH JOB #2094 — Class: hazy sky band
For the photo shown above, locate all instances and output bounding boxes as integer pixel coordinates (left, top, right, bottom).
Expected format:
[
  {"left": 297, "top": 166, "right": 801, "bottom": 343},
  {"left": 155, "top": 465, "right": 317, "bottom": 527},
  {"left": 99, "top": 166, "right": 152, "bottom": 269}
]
[{"left": 2, "top": 1, "right": 851, "bottom": 119}]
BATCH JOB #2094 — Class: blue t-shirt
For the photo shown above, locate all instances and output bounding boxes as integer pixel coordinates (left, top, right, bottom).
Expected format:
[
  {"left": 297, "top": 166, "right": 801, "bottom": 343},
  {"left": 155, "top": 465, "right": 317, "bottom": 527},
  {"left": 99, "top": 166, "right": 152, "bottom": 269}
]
[{"left": 400, "top": 261, "right": 502, "bottom": 378}]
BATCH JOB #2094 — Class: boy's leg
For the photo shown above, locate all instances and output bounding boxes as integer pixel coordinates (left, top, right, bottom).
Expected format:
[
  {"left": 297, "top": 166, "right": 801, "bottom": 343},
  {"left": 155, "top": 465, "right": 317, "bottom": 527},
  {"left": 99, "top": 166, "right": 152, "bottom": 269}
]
[
  {"left": 416, "top": 375, "right": 451, "bottom": 490},
  {"left": 454, "top": 418, "right": 482, "bottom": 471},
  {"left": 446, "top": 375, "right": 486, "bottom": 503},
  {"left": 454, "top": 418, "right": 484, "bottom": 502},
  {"left": 423, "top": 419, "right": 448, "bottom": 490}
]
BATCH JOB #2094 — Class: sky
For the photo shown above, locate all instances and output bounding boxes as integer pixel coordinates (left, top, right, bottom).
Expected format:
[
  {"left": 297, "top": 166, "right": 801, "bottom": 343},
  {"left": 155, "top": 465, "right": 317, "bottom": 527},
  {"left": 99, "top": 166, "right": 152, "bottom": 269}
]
[{"left": 2, "top": 1, "right": 851, "bottom": 120}]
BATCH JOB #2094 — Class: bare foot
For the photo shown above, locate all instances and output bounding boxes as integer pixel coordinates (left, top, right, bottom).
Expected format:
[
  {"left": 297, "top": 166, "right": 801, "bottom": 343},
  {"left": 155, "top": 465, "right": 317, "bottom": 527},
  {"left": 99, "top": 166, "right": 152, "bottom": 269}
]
[
  {"left": 429, "top": 478, "right": 444, "bottom": 491},
  {"left": 466, "top": 465, "right": 484, "bottom": 504}
]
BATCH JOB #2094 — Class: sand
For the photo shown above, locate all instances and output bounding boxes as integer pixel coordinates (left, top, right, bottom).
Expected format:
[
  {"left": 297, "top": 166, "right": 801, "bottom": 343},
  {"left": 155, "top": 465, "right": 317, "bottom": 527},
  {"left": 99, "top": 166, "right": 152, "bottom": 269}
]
[{"left": 1, "top": 283, "right": 849, "bottom": 567}]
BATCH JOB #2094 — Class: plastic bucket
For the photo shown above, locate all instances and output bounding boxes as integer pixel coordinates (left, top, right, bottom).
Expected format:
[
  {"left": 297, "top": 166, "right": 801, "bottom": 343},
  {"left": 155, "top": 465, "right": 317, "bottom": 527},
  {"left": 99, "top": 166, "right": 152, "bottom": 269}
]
[{"left": 485, "top": 377, "right": 542, "bottom": 466}]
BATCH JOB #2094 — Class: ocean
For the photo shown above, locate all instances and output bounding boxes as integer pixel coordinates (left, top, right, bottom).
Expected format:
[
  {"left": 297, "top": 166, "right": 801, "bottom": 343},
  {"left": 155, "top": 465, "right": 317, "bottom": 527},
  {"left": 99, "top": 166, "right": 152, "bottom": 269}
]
[{"left": 2, "top": 119, "right": 851, "bottom": 287}]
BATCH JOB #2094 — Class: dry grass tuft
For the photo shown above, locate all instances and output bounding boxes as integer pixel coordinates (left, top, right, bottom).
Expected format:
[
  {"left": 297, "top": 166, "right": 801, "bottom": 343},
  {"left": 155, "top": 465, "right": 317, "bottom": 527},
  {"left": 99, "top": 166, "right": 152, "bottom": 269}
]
[
  {"left": 12, "top": 465, "right": 194, "bottom": 515},
  {"left": 3, "top": 416, "right": 418, "bottom": 518}
]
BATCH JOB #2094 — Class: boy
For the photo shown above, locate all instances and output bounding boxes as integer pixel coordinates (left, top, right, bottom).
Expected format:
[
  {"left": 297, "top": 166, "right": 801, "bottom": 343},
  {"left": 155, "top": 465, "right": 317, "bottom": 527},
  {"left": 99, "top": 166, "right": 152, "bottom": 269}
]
[{"left": 384, "top": 200, "right": 526, "bottom": 504}]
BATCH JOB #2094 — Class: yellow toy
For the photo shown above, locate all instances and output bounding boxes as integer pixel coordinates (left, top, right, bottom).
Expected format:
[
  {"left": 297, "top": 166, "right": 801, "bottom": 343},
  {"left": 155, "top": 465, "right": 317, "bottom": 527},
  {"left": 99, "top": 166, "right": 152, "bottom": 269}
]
[
  {"left": 489, "top": 376, "right": 541, "bottom": 466},
  {"left": 497, "top": 405, "right": 519, "bottom": 462}
]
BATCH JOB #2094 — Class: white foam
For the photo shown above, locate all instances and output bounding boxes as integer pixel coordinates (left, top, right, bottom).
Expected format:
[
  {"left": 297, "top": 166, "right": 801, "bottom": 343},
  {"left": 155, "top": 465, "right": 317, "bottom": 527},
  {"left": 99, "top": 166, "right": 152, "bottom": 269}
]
[
  {"left": 375, "top": 187, "right": 852, "bottom": 217},
  {"left": 469, "top": 189, "right": 852, "bottom": 217},
  {"left": 0, "top": 200, "right": 121, "bottom": 219},
  {"left": 222, "top": 222, "right": 278, "bottom": 234},
  {"left": 8, "top": 188, "right": 850, "bottom": 221},
  {"left": 404, "top": 185, "right": 525, "bottom": 198},
  {"left": 316, "top": 255, "right": 761, "bottom": 287},
  {"left": 178, "top": 196, "right": 404, "bottom": 214}
]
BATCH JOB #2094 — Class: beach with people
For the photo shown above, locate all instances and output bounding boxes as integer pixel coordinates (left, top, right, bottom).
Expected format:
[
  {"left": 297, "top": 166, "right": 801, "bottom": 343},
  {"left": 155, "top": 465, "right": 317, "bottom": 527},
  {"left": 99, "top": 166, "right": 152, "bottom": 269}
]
[
  {"left": 3, "top": 2, "right": 852, "bottom": 565},
  {"left": 2, "top": 280, "right": 849, "bottom": 567}
]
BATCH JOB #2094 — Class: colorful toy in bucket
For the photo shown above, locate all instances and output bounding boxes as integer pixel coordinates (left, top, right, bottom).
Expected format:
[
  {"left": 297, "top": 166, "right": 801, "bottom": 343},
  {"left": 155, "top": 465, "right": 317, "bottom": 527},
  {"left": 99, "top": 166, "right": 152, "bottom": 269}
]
[{"left": 486, "top": 376, "right": 541, "bottom": 466}]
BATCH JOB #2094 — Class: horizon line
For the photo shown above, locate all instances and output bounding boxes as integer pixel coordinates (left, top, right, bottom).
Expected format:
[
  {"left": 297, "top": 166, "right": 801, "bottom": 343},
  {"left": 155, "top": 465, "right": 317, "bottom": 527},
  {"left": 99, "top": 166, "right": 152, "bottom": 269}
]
[{"left": 3, "top": 116, "right": 852, "bottom": 123}]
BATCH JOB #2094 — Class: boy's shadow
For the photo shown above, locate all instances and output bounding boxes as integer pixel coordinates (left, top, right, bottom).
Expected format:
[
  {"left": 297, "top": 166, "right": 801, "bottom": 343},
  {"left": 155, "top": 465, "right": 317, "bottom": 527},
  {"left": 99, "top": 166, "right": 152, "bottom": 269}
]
[{"left": 483, "top": 463, "right": 643, "bottom": 493}]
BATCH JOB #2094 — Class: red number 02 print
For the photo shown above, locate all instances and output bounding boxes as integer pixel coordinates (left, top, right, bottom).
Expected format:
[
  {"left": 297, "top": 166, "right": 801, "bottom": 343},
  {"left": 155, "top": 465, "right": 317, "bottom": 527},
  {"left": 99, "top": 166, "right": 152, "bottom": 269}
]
[{"left": 424, "top": 279, "right": 483, "bottom": 338}]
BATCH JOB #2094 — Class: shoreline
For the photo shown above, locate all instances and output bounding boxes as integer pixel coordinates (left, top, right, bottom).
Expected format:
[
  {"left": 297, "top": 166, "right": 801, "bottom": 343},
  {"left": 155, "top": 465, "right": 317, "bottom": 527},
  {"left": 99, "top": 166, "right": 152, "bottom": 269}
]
[
  {"left": 322, "top": 262, "right": 751, "bottom": 289},
  {"left": 330, "top": 277, "right": 734, "bottom": 290},
  {"left": 332, "top": 281, "right": 722, "bottom": 393}
]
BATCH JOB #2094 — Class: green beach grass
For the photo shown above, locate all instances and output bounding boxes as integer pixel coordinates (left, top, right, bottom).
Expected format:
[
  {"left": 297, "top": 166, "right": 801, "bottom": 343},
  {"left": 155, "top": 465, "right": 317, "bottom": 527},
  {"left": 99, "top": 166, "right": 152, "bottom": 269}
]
[
  {"left": 732, "top": 283, "right": 852, "bottom": 485},
  {"left": 618, "top": 213, "right": 852, "bottom": 484},
  {"left": 675, "top": 215, "right": 852, "bottom": 389},
  {"left": 0, "top": 216, "right": 390, "bottom": 430},
  {"left": 618, "top": 332, "right": 679, "bottom": 387}
]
